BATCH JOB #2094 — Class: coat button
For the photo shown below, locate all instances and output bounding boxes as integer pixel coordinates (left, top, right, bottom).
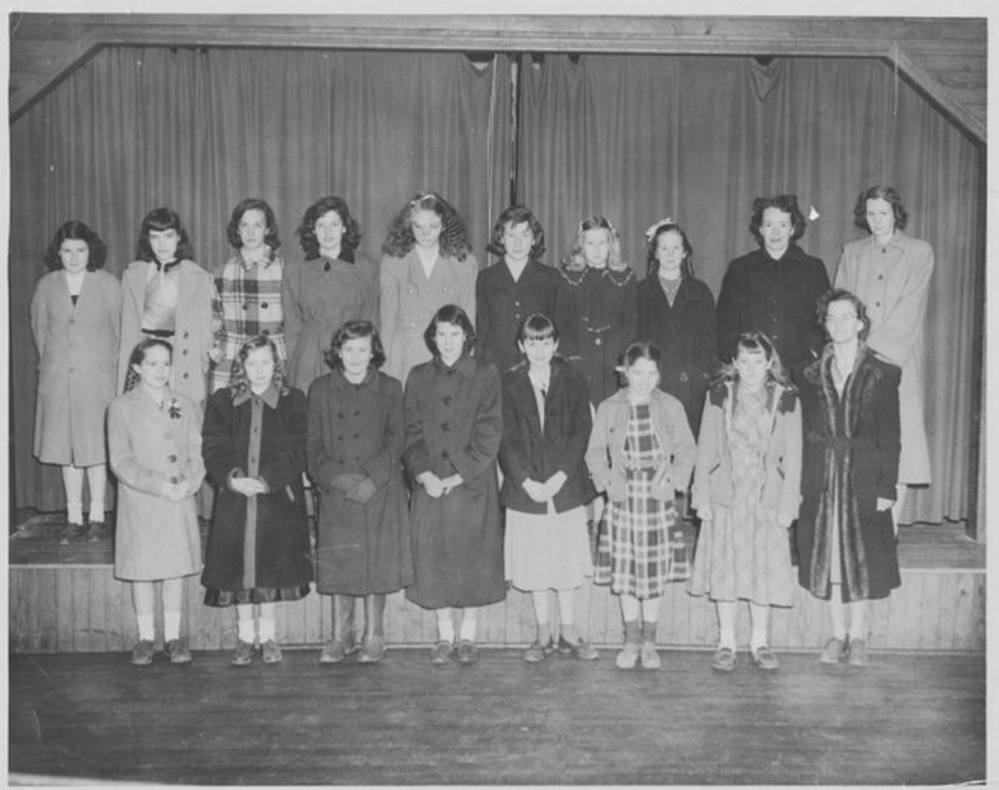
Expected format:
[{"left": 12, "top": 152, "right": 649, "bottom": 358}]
[
  {"left": 441, "top": 422, "right": 450, "bottom": 432},
  {"left": 182, "top": 349, "right": 188, "bottom": 355},
  {"left": 261, "top": 302, "right": 269, "bottom": 309},
  {"left": 167, "top": 454, "right": 178, "bottom": 462},
  {"left": 442, "top": 450, "right": 450, "bottom": 458},
  {"left": 242, "top": 303, "right": 249, "bottom": 310},
  {"left": 594, "top": 338, "right": 602, "bottom": 346},
  {"left": 183, "top": 373, "right": 189, "bottom": 379}
]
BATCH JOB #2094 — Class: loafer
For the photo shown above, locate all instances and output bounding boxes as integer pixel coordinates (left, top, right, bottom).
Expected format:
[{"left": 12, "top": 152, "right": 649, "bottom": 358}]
[
  {"left": 131, "top": 639, "right": 155, "bottom": 666},
  {"left": 163, "top": 638, "right": 192, "bottom": 664},
  {"left": 818, "top": 637, "right": 848, "bottom": 664},
  {"left": 711, "top": 647, "right": 736, "bottom": 673},
  {"left": 87, "top": 520, "right": 111, "bottom": 542},
  {"left": 847, "top": 638, "right": 869, "bottom": 667},
  {"left": 639, "top": 641, "right": 662, "bottom": 670},
  {"left": 58, "top": 522, "right": 88, "bottom": 545},
  {"left": 615, "top": 643, "right": 640, "bottom": 670},
  {"left": 430, "top": 639, "right": 455, "bottom": 665},
  {"left": 557, "top": 634, "right": 598, "bottom": 661},
  {"left": 456, "top": 639, "right": 478, "bottom": 664},
  {"left": 751, "top": 645, "right": 780, "bottom": 671},
  {"left": 319, "top": 638, "right": 357, "bottom": 664},
  {"left": 357, "top": 635, "right": 386, "bottom": 663},
  {"left": 261, "top": 639, "right": 283, "bottom": 664},
  {"left": 230, "top": 639, "right": 255, "bottom": 666},
  {"left": 524, "top": 638, "right": 555, "bottom": 663}
]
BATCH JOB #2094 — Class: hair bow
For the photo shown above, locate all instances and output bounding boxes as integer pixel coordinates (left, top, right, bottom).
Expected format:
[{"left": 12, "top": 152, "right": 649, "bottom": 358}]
[{"left": 644, "top": 218, "right": 675, "bottom": 241}]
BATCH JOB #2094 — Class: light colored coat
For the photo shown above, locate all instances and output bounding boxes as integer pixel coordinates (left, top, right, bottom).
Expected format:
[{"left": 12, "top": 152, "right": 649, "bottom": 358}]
[
  {"left": 835, "top": 231, "right": 933, "bottom": 484},
  {"left": 379, "top": 249, "right": 477, "bottom": 385},
  {"left": 30, "top": 269, "right": 121, "bottom": 466},
  {"left": 108, "top": 387, "right": 204, "bottom": 581},
  {"left": 586, "top": 387, "right": 696, "bottom": 503},
  {"left": 691, "top": 381, "right": 802, "bottom": 526},
  {"left": 118, "top": 259, "right": 215, "bottom": 404}
]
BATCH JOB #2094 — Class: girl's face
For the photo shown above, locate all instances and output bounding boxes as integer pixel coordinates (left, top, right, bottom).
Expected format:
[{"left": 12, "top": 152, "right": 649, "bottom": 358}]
[
  {"left": 582, "top": 228, "right": 611, "bottom": 268},
  {"left": 338, "top": 336, "right": 373, "bottom": 380},
  {"left": 626, "top": 356, "right": 660, "bottom": 400},
  {"left": 411, "top": 208, "right": 442, "bottom": 250},
  {"left": 244, "top": 345, "right": 276, "bottom": 393},
  {"left": 149, "top": 228, "right": 180, "bottom": 265},
  {"left": 503, "top": 221, "right": 535, "bottom": 264},
  {"left": 865, "top": 197, "right": 896, "bottom": 240},
  {"left": 825, "top": 299, "right": 863, "bottom": 345},
  {"left": 760, "top": 207, "right": 793, "bottom": 257},
  {"left": 133, "top": 344, "right": 171, "bottom": 392},
  {"left": 518, "top": 334, "right": 558, "bottom": 369},
  {"left": 435, "top": 321, "right": 466, "bottom": 366},
  {"left": 315, "top": 211, "right": 345, "bottom": 257},
  {"left": 59, "top": 239, "right": 89, "bottom": 274},
  {"left": 655, "top": 230, "right": 686, "bottom": 279},
  {"left": 736, "top": 347, "right": 769, "bottom": 390},
  {"left": 239, "top": 209, "right": 269, "bottom": 252}
]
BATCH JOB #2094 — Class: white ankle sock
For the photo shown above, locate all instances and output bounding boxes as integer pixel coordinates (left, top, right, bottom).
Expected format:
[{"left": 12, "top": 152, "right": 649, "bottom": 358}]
[
  {"left": 163, "top": 611, "right": 181, "bottom": 642},
  {"left": 136, "top": 614, "right": 155, "bottom": 641},
  {"left": 67, "top": 502, "right": 83, "bottom": 525},
  {"left": 89, "top": 501, "right": 105, "bottom": 522},
  {"left": 237, "top": 618, "right": 256, "bottom": 644},
  {"left": 258, "top": 617, "right": 276, "bottom": 642}
]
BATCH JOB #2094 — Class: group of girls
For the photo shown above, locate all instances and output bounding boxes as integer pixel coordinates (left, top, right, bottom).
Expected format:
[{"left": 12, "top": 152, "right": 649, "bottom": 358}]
[{"left": 31, "top": 183, "right": 930, "bottom": 672}]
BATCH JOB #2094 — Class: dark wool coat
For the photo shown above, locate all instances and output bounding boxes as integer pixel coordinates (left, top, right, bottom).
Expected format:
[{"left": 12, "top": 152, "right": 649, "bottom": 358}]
[
  {"left": 403, "top": 355, "right": 505, "bottom": 609},
  {"left": 554, "top": 265, "right": 638, "bottom": 404},
  {"left": 475, "top": 259, "right": 559, "bottom": 375},
  {"left": 637, "top": 275, "right": 718, "bottom": 436},
  {"left": 498, "top": 359, "right": 596, "bottom": 514},
  {"left": 716, "top": 244, "right": 830, "bottom": 370},
  {"left": 307, "top": 368, "right": 413, "bottom": 595},
  {"left": 795, "top": 347, "right": 902, "bottom": 602},
  {"left": 201, "top": 386, "right": 313, "bottom": 595}
]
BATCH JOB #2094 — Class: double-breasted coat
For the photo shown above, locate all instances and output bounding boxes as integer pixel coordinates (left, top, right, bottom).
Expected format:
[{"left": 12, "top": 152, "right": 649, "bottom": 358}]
[
  {"left": 284, "top": 249, "right": 380, "bottom": 392},
  {"left": 31, "top": 269, "right": 122, "bottom": 466},
  {"left": 108, "top": 386, "right": 204, "bottom": 581},
  {"left": 307, "top": 368, "right": 413, "bottom": 595},
  {"left": 380, "top": 249, "right": 477, "bottom": 385},
  {"left": 835, "top": 231, "right": 933, "bottom": 484},
  {"left": 476, "top": 259, "right": 559, "bottom": 375},
  {"left": 201, "top": 386, "right": 313, "bottom": 600},
  {"left": 498, "top": 359, "right": 596, "bottom": 514},
  {"left": 716, "top": 244, "right": 830, "bottom": 370},
  {"left": 555, "top": 265, "right": 638, "bottom": 404},
  {"left": 795, "top": 347, "right": 902, "bottom": 602},
  {"left": 637, "top": 275, "right": 718, "bottom": 435},
  {"left": 118, "top": 259, "right": 215, "bottom": 403},
  {"left": 403, "top": 355, "right": 505, "bottom": 609}
]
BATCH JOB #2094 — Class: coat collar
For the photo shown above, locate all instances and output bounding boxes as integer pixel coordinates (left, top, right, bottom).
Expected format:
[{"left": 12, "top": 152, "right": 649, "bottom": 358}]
[
  {"left": 331, "top": 367, "right": 382, "bottom": 391},
  {"left": 433, "top": 354, "right": 477, "bottom": 379},
  {"left": 233, "top": 383, "right": 280, "bottom": 408}
]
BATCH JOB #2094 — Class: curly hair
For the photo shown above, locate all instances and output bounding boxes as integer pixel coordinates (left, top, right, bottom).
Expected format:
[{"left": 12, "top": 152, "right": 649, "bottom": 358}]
[
  {"left": 381, "top": 192, "right": 472, "bottom": 261},
  {"left": 297, "top": 196, "right": 362, "bottom": 260},
  {"left": 135, "top": 207, "right": 195, "bottom": 263},
  {"left": 123, "top": 338, "right": 173, "bottom": 393},
  {"left": 749, "top": 194, "right": 807, "bottom": 247},
  {"left": 645, "top": 221, "right": 694, "bottom": 279},
  {"left": 324, "top": 319, "right": 386, "bottom": 372},
  {"left": 715, "top": 331, "right": 792, "bottom": 388},
  {"left": 423, "top": 304, "right": 476, "bottom": 358},
  {"left": 45, "top": 220, "right": 107, "bottom": 271},
  {"left": 487, "top": 205, "right": 546, "bottom": 260},
  {"left": 852, "top": 185, "right": 909, "bottom": 233},
  {"left": 816, "top": 288, "right": 871, "bottom": 343},
  {"left": 227, "top": 335, "right": 288, "bottom": 397},
  {"left": 227, "top": 198, "right": 281, "bottom": 253},
  {"left": 565, "top": 216, "right": 624, "bottom": 272}
]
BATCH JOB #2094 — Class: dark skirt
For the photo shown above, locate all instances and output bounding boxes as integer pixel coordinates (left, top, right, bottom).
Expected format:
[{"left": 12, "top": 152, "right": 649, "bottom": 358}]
[{"left": 204, "top": 584, "right": 311, "bottom": 607}]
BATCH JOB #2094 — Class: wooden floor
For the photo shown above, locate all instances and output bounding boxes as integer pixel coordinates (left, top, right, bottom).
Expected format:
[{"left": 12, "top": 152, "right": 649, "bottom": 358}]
[{"left": 8, "top": 648, "right": 986, "bottom": 785}]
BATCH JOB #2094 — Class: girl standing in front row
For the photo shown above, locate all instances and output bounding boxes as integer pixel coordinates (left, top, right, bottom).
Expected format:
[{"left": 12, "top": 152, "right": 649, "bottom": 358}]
[
  {"left": 499, "top": 314, "right": 598, "bottom": 662},
  {"left": 687, "top": 332, "right": 801, "bottom": 673},
  {"left": 586, "top": 342, "right": 696, "bottom": 670},
  {"left": 202, "top": 335, "right": 313, "bottom": 666},
  {"left": 108, "top": 339, "right": 204, "bottom": 666}
]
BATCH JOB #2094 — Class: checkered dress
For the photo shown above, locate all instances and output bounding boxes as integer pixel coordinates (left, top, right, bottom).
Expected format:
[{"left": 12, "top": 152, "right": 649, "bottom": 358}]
[
  {"left": 595, "top": 402, "right": 688, "bottom": 598},
  {"left": 210, "top": 250, "right": 287, "bottom": 392}
]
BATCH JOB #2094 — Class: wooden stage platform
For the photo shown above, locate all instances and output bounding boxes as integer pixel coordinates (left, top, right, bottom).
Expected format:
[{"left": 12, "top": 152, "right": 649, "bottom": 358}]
[{"left": 8, "top": 511, "right": 986, "bottom": 655}]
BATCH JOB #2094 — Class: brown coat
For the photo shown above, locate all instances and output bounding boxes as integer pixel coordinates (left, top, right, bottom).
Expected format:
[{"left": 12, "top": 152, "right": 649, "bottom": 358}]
[{"left": 31, "top": 269, "right": 121, "bottom": 466}]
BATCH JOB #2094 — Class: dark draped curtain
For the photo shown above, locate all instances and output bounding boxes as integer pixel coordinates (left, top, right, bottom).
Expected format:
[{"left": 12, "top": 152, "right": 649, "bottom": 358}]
[
  {"left": 10, "top": 47, "right": 512, "bottom": 511},
  {"left": 518, "top": 54, "right": 982, "bottom": 525}
]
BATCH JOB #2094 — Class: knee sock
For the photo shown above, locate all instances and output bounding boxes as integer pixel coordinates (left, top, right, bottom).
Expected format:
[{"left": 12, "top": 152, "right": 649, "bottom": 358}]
[
  {"left": 163, "top": 611, "right": 181, "bottom": 642},
  {"left": 258, "top": 616, "right": 276, "bottom": 642},
  {"left": 459, "top": 612, "right": 477, "bottom": 642},
  {"left": 641, "top": 621, "right": 658, "bottom": 645},
  {"left": 437, "top": 615, "right": 455, "bottom": 644},
  {"left": 89, "top": 501, "right": 106, "bottom": 522},
  {"left": 67, "top": 501, "right": 84, "bottom": 525},
  {"left": 136, "top": 614, "right": 155, "bottom": 641}
]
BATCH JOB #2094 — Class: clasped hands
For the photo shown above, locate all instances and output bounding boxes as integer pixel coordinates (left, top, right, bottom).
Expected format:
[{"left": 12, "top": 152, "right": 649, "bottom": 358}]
[
  {"left": 522, "top": 471, "right": 568, "bottom": 504},
  {"left": 330, "top": 472, "right": 377, "bottom": 504},
  {"left": 160, "top": 475, "right": 192, "bottom": 501},
  {"left": 417, "top": 471, "right": 463, "bottom": 499}
]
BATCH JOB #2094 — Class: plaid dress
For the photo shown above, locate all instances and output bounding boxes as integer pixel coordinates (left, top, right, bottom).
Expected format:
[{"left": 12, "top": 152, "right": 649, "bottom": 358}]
[
  {"left": 596, "top": 403, "right": 688, "bottom": 598},
  {"left": 210, "top": 249, "right": 287, "bottom": 392}
]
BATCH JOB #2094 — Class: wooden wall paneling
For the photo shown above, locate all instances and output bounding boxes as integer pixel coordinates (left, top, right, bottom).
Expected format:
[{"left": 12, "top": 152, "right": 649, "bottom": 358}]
[{"left": 82, "top": 567, "right": 103, "bottom": 652}]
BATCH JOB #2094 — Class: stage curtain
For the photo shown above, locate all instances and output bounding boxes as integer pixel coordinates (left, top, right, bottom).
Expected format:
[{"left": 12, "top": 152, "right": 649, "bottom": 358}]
[
  {"left": 9, "top": 47, "right": 512, "bottom": 512},
  {"left": 518, "top": 54, "right": 983, "bottom": 525}
]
